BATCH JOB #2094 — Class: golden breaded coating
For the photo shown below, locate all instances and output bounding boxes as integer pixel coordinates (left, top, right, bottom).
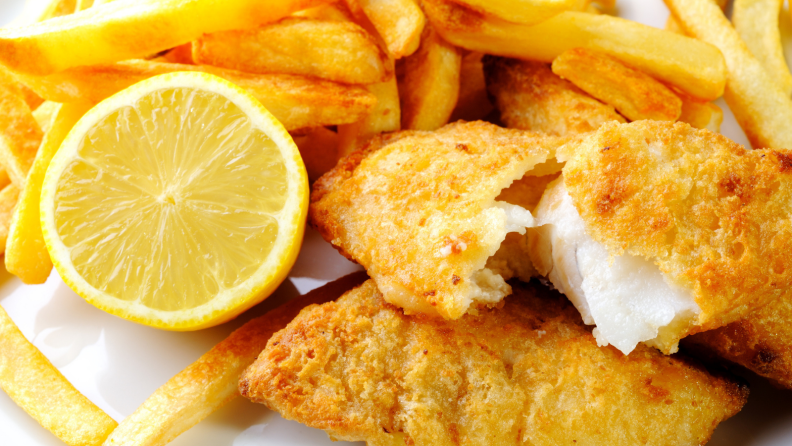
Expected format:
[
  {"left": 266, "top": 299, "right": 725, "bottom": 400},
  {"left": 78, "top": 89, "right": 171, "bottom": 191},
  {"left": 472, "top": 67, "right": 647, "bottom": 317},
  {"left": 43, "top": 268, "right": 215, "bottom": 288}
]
[
  {"left": 240, "top": 280, "right": 748, "bottom": 446},
  {"left": 564, "top": 120, "right": 792, "bottom": 342},
  {"left": 310, "top": 121, "right": 575, "bottom": 319},
  {"left": 483, "top": 56, "right": 625, "bottom": 135},
  {"left": 686, "top": 295, "right": 792, "bottom": 389}
]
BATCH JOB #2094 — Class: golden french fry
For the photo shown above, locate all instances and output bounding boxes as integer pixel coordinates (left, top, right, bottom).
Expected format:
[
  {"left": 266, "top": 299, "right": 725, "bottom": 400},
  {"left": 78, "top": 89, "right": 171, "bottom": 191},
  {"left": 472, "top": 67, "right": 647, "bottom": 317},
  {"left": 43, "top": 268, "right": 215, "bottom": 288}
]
[
  {"left": 102, "top": 272, "right": 368, "bottom": 446},
  {"left": 0, "top": 72, "right": 44, "bottom": 189},
  {"left": 678, "top": 96, "right": 723, "bottom": 133},
  {"left": 448, "top": 51, "right": 493, "bottom": 122},
  {"left": 36, "top": 0, "right": 77, "bottom": 21},
  {"left": 551, "top": 48, "right": 682, "bottom": 122},
  {"left": 344, "top": 0, "right": 426, "bottom": 58},
  {"left": 75, "top": 0, "right": 95, "bottom": 11},
  {"left": 0, "top": 0, "right": 325, "bottom": 76},
  {"left": 338, "top": 75, "right": 400, "bottom": 156},
  {"left": 665, "top": 0, "right": 792, "bottom": 149},
  {"left": 665, "top": 0, "right": 727, "bottom": 36},
  {"left": 733, "top": 0, "right": 792, "bottom": 96},
  {"left": 293, "top": 2, "right": 355, "bottom": 21},
  {"left": 0, "top": 184, "right": 19, "bottom": 251},
  {"left": 32, "top": 101, "right": 61, "bottom": 133},
  {"left": 454, "top": 0, "right": 588, "bottom": 25},
  {"left": 0, "top": 302, "right": 118, "bottom": 446},
  {"left": 194, "top": 18, "right": 391, "bottom": 85},
  {"left": 17, "top": 60, "right": 377, "bottom": 131},
  {"left": 6, "top": 102, "right": 92, "bottom": 284},
  {"left": 156, "top": 43, "right": 194, "bottom": 65},
  {"left": 484, "top": 56, "right": 624, "bottom": 135},
  {"left": 423, "top": 0, "right": 726, "bottom": 101},
  {"left": 399, "top": 26, "right": 461, "bottom": 130},
  {"left": 293, "top": 127, "right": 341, "bottom": 182}
]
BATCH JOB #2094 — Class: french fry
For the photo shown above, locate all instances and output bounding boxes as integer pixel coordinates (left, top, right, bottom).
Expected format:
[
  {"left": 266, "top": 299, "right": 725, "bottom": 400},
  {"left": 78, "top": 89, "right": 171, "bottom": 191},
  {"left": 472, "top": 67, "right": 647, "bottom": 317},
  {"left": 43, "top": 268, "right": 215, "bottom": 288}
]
[
  {"left": 293, "top": 2, "right": 355, "bottom": 21},
  {"left": 0, "top": 170, "right": 10, "bottom": 191},
  {"left": 665, "top": 0, "right": 727, "bottom": 36},
  {"left": 36, "top": 0, "right": 77, "bottom": 21},
  {"left": 483, "top": 56, "right": 624, "bottom": 135},
  {"left": 293, "top": 127, "right": 341, "bottom": 182},
  {"left": 453, "top": 0, "right": 588, "bottom": 25},
  {"left": 551, "top": 48, "right": 682, "bottom": 122},
  {"left": 156, "top": 43, "right": 194, "bottom": 65},
  {"left": 0, "top": 72, "right": 44, "bottom": 189},
  {"left": 678, "top": 96, "right": 723, "bottom": 133},
  {"left": 665, "top": 0, "right": 792, "bottom": 149},
  {"left": 32, "top": 101, "right": 61, "bottom": 133},
  {"left": 398, "top": 26, "right": 461, "bottom": 130},
  {"left": 338, "top": 75, "right": 400, "bottom": 156},
  {"left": 733, "top": 0, "right": 792, "bottom": 96},
  {"left": 194, "top": 18, "right": 391, "bottom": 85},
  {"left": 423, "top": 0, "right": 726, "bottom": 101},
  {"left": 6, "top": 102, "right": 92, "bottom": 284},
  {"left": 17, "top": 60, "right": 377, "bottom": 131},
  {"left": 102, "top": 272, "right": 368, "bottom": 446},
  {"left": 344, "top": 0, "right": 426, "bottom": 58},
  {"left": 448, "top": 51, "right": 493, "bottom": 122},
  {"left": 0, "top": 184, "right": 19, "bottom": 251},
  {"left": 75, "top": 0, "right": 95, "bottom": 11},
  {"left": 0, "top": 303, "right": 118, "bottom": 446},
  {"left": 0, "top": 0, "right": 326, "bottom": 76}
]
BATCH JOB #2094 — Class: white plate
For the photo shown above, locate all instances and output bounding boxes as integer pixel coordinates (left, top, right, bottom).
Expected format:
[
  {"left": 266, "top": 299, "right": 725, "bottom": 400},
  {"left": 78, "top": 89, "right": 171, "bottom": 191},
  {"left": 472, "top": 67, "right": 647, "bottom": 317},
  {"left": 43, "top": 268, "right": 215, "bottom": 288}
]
[{"left": 1, "top": 1, "right": 791, "bottom": 445}]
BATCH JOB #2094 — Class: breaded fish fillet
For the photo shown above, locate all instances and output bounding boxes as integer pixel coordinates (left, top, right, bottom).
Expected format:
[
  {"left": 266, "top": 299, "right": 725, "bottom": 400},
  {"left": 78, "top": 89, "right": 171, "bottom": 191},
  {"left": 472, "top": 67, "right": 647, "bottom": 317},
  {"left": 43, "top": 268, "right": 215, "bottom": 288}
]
[
  {"left": 531, "top": 121, "right": 792, "bottom": 354},
  {"left": 310, "top": 121, "right": 576, "bottom": 319},
  {"left": 483, "top": 56, "right": 625, "bottom": 136},
  {"left": 685, "top": 296, "right": 792, "bottom": 389},
  {"left": 239, "top": 279, "right": 748, "bottom": 446}
]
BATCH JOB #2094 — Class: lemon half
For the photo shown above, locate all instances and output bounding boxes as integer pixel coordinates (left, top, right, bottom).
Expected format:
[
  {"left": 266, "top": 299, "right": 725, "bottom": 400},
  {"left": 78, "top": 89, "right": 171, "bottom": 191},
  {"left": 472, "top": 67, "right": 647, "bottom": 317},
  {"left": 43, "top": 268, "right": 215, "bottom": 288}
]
[{"left": 40, "top": 72, "right": 308, "bottom": 330}]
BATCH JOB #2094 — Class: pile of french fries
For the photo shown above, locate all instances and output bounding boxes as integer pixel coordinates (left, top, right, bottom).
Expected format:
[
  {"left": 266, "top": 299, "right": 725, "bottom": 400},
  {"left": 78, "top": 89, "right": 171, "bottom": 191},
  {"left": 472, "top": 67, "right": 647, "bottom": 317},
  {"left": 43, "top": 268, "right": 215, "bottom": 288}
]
[{"left": 1, "top": 0, "right": 792, "bottom": 444}]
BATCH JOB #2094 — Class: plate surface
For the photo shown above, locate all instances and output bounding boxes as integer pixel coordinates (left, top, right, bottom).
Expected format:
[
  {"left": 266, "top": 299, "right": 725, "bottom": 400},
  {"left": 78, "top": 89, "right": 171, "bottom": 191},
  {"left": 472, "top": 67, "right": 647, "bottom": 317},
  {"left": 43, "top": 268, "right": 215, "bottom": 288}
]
[{"left": 1, "top": 1, "right": 791, "bottom": 445}]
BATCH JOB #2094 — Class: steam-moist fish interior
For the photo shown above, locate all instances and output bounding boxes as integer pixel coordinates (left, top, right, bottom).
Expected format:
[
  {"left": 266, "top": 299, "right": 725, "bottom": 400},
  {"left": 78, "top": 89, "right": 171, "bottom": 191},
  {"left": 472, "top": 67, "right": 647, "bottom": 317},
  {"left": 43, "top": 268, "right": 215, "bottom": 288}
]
[{"left": 531, "top": 178, "right": 701, "bottom": 355}]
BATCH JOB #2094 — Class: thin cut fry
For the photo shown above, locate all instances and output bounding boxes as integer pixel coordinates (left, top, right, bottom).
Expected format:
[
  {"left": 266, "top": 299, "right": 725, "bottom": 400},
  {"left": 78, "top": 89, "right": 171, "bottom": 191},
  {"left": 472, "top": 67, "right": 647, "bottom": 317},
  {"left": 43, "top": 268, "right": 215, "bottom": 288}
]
[
  {"left": 665, "top": 0, "right": 792, "bottom": 149},
  {"left": 75, "top": 0, "right": 94, "bottom": 11},
  {"left": 551, "top": 48, "right": 682, "bottom": 122},
  {"left": 37, "top": 0, "right": 77, "bottom": 21},
  {"left": 0, "top": 72, "right": 44, "bottom": 189},
  {"left": 338, "top": 75, "right": 400, "bottom": 156},
  {"left": 454, "top": 0, "right": 588, "bottom": 25},
  {"left": 293, "top": 127, "right": 341, "bottom": 183},
  {"left": 0, "top": 184, "right": 19, "bottom": 252},
  {"left": 0, "top": 0, "right": 325, "bottom": 76},
  {"left": 293, "top": 3, "right": 354, "bottom": 21},
  {"left": 665, "top": 0, "right": 728, "bottom": 36},
  {"left": 194, "top": 18, "right": 391, "bottom": 85},
  {"left": 0, "top": 302, "right": 117, "bottom": 446},
  {"left": 6, "top": 102, "right": 92, "bottom": 284},
  {"left": 678, "top": 96, "right": 723, "bottom": 133},
  {"left": 399, "top": 26, "right": 461, "bottom": 130},
  {"left": 32, "top": 101, "right": 61, "bottom": 133},
  {"left": 733, "top": 0, "right": 792, "bottom": 96},
  {"left": 448, "top": 51, "right": 493, "bottom": 122},
  {"left": 423, "top": 0, "right": 726, "bottom": 101},
  {"left": 18, "top": 60, "right": 377, "bottom": 131},
  {"left": 102, "top": 272, "right": 368, "bottom": 446},
  {"left": 344, "top": 0, "right": 426, "bottom": 58}
]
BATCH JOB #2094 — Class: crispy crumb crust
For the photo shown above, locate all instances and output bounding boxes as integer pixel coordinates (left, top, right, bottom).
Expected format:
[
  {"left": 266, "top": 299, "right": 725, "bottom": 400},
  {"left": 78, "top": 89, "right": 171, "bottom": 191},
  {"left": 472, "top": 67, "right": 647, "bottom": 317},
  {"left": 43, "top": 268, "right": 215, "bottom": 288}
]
[
  {"left": 483, "top": 56, "right": 625, "bottom": 136},
  {"left": 564, "top": 121, "right": 792, "bottom": 343},
  {"left": 685, "top": 294, "right": 792, "bottom": 389},
  {"left": 240, "top": 280, "right": 748, "bottom": 446},
  {"left": 310, "top": 121, "right": 576, "bottom": 319}
]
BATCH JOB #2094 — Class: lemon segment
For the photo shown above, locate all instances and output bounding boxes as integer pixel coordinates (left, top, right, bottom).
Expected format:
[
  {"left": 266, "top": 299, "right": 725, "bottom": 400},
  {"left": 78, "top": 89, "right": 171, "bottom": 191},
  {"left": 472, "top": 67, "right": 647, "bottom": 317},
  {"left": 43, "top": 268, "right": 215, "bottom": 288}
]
[{"left": 40, "top": 72, "right": 308, "bottom": 330}]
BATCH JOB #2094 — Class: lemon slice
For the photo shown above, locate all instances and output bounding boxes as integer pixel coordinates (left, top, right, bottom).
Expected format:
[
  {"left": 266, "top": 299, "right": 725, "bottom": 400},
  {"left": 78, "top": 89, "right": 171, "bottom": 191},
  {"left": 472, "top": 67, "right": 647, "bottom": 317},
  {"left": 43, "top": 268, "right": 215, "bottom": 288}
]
[{"left": 40, "top": 72, "right": 308, "bottom": 330}]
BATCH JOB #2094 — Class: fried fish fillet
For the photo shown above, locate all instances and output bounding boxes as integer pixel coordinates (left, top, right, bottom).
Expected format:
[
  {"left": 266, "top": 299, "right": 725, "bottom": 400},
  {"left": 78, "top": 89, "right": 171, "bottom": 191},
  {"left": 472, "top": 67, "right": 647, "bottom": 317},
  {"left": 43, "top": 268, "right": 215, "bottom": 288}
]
[
  {"left": 483, "top": 56, "right": 625, "bottom": 136},
  {"left": 685, "top": 296, "right": 792, "bottom": 389},
  {"left": 239, "top": 279, "right": 748, "bottom": 446},
  {"left": 310, "top": 121, "right": 576, "bottom": 319},
  {"left": 530, "top": 120, "right": 792, "bottom": 354}
]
